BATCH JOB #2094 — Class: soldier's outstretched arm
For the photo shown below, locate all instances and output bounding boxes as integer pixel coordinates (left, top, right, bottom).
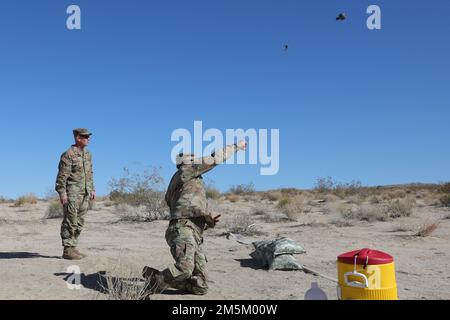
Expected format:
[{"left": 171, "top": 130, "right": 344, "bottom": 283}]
[
  {"left": 55, "top": 153, "right": 71, "bottom": 201},
  {"left": 190, "top": 140, "right": 247, "bottom": 177}
]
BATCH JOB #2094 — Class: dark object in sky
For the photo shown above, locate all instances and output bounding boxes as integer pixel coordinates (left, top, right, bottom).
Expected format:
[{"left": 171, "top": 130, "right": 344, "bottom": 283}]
[
  {"left": 336, "top": 13, "right": 346, "bottom": 21},
  {"left": 283, "top": 44, "right": 288, "bottom": 51}
]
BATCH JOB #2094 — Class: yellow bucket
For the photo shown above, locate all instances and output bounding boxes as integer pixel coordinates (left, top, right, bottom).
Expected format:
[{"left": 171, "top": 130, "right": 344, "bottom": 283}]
[{"left": 337, "top": 248, "right": 398, "bottom": 300}]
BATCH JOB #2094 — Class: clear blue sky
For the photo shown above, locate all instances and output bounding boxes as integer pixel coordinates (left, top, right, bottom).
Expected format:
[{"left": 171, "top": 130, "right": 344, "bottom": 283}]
[{"left": 0, "top": 0, "right": 449, "bottom": 198}]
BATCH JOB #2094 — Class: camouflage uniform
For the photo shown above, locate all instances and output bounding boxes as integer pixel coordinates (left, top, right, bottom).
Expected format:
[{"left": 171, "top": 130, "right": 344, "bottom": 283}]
[
  {"left": 55, "top": 132, "right": 95, "bottom": 248},
  {"left": 159, "top": 144, "right": 239, "bottom": 295}
]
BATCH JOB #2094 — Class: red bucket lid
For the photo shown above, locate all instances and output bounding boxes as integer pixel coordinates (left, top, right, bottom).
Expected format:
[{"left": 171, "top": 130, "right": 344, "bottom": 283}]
[{"left": 338, "top": 248, "right": 393, "bottom": 265}]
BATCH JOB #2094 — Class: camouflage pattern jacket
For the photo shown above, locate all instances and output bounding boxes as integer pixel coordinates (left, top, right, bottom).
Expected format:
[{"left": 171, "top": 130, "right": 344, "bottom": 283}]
[
  {"left": 165, "top": 144, "right": 238, "bottom": 220},
  {"left": 55, "top": 146, "right": 95, "bottom": 198}
]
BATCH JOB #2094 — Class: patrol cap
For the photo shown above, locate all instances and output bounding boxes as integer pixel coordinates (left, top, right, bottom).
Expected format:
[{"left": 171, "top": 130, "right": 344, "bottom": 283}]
[{"left": 73, "top": 128, "right": 93, "bottom": 137}]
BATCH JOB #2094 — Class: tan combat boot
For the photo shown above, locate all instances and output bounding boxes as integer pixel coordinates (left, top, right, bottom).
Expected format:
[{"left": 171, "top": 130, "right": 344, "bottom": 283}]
[
  {"left": 72, "top": 248, "right": 87, "bottom": 258},
  {"left": 62, "top": 246, "right": 82, "bottom": 260},
  {"left": 142, "top": 266, "right": 169, "bottom": 294}
]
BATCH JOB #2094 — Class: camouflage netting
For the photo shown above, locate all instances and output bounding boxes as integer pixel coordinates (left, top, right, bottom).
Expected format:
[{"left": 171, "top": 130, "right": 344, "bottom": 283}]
[{"left": 250, "top": 237, "right": 306, "bottom": 270}]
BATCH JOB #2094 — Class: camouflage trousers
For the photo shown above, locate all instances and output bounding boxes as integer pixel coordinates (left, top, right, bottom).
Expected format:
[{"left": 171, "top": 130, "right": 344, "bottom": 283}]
[
  {"left": 60, "top": 192, "right": 90, "bottom": 247},
  {"left": 160, "top": 218, "right": 208, "bottom": 295}
]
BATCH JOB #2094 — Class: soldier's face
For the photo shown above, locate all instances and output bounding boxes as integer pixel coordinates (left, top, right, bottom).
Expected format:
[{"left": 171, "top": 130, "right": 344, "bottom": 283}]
[{"left": 76, "top": 135, "right": 91, "bottom": 147}]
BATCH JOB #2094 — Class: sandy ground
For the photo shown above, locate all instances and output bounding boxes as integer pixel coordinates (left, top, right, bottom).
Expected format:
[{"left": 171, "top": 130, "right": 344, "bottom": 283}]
[{"left": 0, "top": 198, "right": 449, "bottom": 300}]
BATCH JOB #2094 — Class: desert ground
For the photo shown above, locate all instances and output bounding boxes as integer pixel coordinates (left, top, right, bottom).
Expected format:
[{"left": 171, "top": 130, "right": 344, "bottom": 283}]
[{"left": 1, "top": 185, "right": 450, "bottom": 300}]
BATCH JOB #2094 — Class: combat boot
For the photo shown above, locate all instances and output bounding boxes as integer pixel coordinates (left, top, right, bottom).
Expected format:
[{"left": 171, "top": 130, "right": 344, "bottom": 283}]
[
  {"left": 62, "top": 246, "right": 83, "bottom": 260},
  {"left": 73, "top": 247, "right": 87, "bottom": 258},
  {"left": 142, "top": 266, "right": 169, "bottom": 294}
]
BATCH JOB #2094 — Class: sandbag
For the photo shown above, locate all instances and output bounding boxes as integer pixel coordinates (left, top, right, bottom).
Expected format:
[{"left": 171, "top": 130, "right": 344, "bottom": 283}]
[{"left": 250, "top": 237, "right": 306, "bottom": 270}]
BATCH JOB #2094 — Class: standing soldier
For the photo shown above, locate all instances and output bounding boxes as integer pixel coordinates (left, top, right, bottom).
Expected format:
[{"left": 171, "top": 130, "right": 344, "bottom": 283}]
[
  {"left": 142, "top": 140, "right": 247, "bottom": 295},
  {"left": 55, "top": 128, "right": 95, "bottom": 260}
]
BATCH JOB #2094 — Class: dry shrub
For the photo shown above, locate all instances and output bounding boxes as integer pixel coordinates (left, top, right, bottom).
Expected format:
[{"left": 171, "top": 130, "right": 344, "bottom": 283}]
[
  {"left": 323, "top": 194, "right": 340, "bottom": 203},
  {"left": 114, "top": 203, "right": 168, "bottom": 222},
  {"left": 251, "top": 207, "right": 267, "bottom": 216},
  {"left": 228, "top": 183, "right": 255, "bottom": 195},
  {"left": 206, "top": 187, "right": 221, "bottom": 199},
  {"left": 0, "top": 196, "right": 13, "bottom": 204},
  {"left": 14, "top": 193, "right": 38, "bottom": 207},
  {"left": 225, "top": 194, "right": 240, "bottom": 203},
  {"left": 261, "top": 191, "right": 282, "bottom": 202},
  {"left": 357, "top": 205, "right": 390, "bottom": 222},
  {"left": 414, "top": 222, "right": 440, "bottom": 237},
  {"left": 439, "top": 182, "right": 450, "bottom": 194},
  {"left": 44, "top": 201, "right": 64, "bottom": 219},
  {"left": 369, "top": 196, "right": 381, "bottom": 204},
  {"left": 99, "top": 265, "right": 154, "bottom": 300},
  {"left": 108, "top": 167, "right": 168, "bottom": 221},
  {"left": 346, "top": 195, "right": 363, "bottom": 205},
  {"left": 337, "top": 204, "right": 356, "bottom": 220},
  {"left": 387, "top": 197, "right": 415, "bottom": 218},
  {"left": 439, "top": 194, "right": 450, "bottom": 207},
  {"left": 277, "top": 196, "right": 291, "bottom": 208},
  {"left": 281, "top": 195, "right": 305, "bottom": 221},
  {"left": 225, "top": 214, "right": 263, "bottom": 236}
]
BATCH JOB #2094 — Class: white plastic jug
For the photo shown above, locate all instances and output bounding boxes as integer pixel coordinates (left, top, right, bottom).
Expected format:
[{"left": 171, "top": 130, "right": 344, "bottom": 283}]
[{"left": 304, "top": 282, "right": 328, "bottom": 300}]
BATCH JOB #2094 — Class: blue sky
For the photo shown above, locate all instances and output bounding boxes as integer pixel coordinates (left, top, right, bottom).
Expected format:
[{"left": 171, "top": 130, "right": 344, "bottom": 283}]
[{"left": 0, "top": 0, "right": 449, "bottom": 198}]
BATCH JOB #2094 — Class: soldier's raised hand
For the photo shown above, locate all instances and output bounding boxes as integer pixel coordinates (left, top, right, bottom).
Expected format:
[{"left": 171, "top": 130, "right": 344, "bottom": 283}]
[
  {"left": 60, "top": 195, "right": 68, "bottom": 205},
  {"left": 237, "top": 140, "right": 247, "bottom": 151}
]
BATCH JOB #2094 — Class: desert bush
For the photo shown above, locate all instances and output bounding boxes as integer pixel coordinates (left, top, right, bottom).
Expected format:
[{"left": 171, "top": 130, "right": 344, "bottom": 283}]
[
  {"left": 357, "top": 205, "right": 390, "bottom": 222},
  {"left": 109, "top": 167, "right": 168, "bottom": 221},
  {"left": 315, "top": 176, "right": 363, "bottom": 198},
  {"left": 338, "top": 204, "right": 357, "bottom": 220},
  {"left": 44, "top": 201, "right": 64, "bottom": 219},
  {"left": 414, "top": 222, "right": 439, "bottom": 237},
  {"left": 315, "top": 176, "right": 335, "bottom": 193},
  {"left": 261, "top": 191, "right": 282, "bottom": 202},
  {"left": 225, "top": 194, "right": 240, "bottom": 203},
  {"left": 281, "top": 195, "right": 305, "bottom": 221},
  {"left": 0, "top": 196, "right": 13, "bottom": 203},
  {"left": 205, "top": 187, "right": 221, "bottom": 199},
  {"left": 277, "top": 196, "right": 291, "bottom": 208},
  {"left": 439, "top": 194, "right": 450, "bottom": 207},
  {"left": 346, "top": 195, "right": 363, "bottom": 205},
  {"left": 99, "top": 265, "right": 154, "bottom": 300},
  {"left": 225, "top": 214, "right": 262, "bottom": 236},
  {"left": 115, "top": 203, "right": 168, "bottom": 222},
  {"left": 369, "top": 196, "right": 381, "bottom": 204},
  {"left": 228, "top": 182, "right": 255, "bottom": 195},
  {"left": 387, "top": 197, "right": 415, "bottom": 218},
  {"left": 251, "top": 207, "right": 267, "bottom": 216},
  {"left": 204, "top": 179, "right": 221, "bottom": 199},
  {"left": 439, "top": 182, "right": 450, "bottom": 194},
  {"left": 14, "top": 193, "right": 38, "bottom": 207}
]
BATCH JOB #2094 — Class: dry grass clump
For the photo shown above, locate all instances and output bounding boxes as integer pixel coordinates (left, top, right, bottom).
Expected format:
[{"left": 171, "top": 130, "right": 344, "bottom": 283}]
[
  {"left": 114, "top": 203, "right": 168, "bottom": 222},
  {"left": 225, "top": 194, "right": 240, "bottom": 203},
  {"left": 228, "top": 183, "right": 255, "bottom": 195},
  {"left": 225, "top": 214, "right": 263, "bottom": 236},
  {"left": 414, "top": 222, "right": 440, "bottom": 237},
  {"left": 109, "top": 167, "right": 168, "bottom": 222},
  {"left": 44, "top": 201, "right": 64, "bottom": 219},
  {"left": 357, "top": 205, "right": 390, "bottom": 222},
  {"left": 14, "top": 193, "right": 38, "bottom": 207},
  {"left": 276, "top": 196, "right": 291, "bottom": 208},
  {"left": 205, "top": 187, "right": 221, "bottom": 199},
  {"left": 98, "top": 264, "right": 154, "bottom": 300},
  {"left": 261, "top": 191, "right": 282, "bottom": 202},
  {"left": 439, "top": 194, "right": 450, "bottom": 207},
  {"left": 387, "top": 197, "right": 415, "bottom": 218},
  {"left": 338, "top": 203, "right": 389, "bottom": 222},
  {"left": 0, "top": 196, "right": 13, "bottom": 204},
  {"left": 280, "top": 195, "right": 305, "bottom": 221}
]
